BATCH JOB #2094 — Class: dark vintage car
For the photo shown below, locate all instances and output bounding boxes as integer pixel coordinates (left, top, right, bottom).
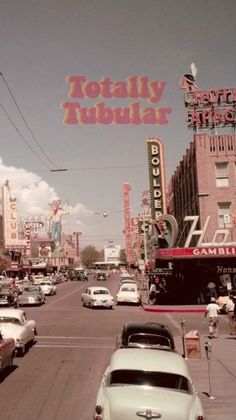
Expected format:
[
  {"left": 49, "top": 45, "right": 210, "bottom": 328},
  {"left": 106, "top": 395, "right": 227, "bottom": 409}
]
[
  {"left": 0, "top": 288, "right": 14, "bottom": 307},
  {"left": 0, "top": 331, "right": 15, "bottom": 373},
  {"left": 117, "top": 322, "right": 176, "bottom": 351},
  {"left": 97, "top": 272, "right": 106, "bottom": 281}
]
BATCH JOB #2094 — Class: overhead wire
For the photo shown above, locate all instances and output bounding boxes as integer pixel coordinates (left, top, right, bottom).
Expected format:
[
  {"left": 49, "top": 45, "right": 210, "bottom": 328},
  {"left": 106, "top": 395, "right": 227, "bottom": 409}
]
[
  {"left": 0, "top": 70, "right": 59, "bottom": 170},
  {"left": 0, "top": 104, "right": 52, "bottom": 170}
]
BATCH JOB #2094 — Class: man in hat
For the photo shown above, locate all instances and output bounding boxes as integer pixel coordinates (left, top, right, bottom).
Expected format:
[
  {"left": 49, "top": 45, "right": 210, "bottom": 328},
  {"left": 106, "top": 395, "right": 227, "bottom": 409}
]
[
  {"left": 225, "top": 295, "right": 236, "bottom": 335},
  {"left": 205, "top": 297, "right": 220, "bottom": 339}
]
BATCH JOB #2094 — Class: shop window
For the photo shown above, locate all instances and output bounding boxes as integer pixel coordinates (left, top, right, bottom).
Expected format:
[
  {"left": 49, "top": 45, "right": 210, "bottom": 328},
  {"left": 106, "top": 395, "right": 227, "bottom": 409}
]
[
  {"left": 215, "top": 162, "right": 229, "bottom": 187},
  {"left": 218, "top": 202, "right": 232, "bottom": 228}
]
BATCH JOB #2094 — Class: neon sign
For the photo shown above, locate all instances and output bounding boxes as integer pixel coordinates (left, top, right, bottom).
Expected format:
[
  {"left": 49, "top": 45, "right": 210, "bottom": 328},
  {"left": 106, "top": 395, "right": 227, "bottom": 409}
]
[{"left": 184, "top": 87, "right": 236, "bottom": 129}]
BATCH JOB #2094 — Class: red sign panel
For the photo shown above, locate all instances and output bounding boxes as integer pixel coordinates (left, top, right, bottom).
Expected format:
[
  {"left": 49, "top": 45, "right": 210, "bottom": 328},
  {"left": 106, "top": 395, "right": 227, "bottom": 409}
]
[{"left": 156, "top": 246, "right": 236, "bottom": 259}]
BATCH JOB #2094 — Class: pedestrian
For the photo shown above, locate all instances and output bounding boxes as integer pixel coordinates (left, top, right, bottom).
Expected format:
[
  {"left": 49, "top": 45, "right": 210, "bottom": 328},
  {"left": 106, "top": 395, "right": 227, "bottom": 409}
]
[
  {"left": 205, "top": 297, "right": 220, "bottom": 339},
  {"left": 149, "top": 282, "right": 157, "bottom": 305},
  {"left": 207, "top": 281, "right": 217, "bottom": 299},
  {"left": 225, "top": 295, "right": 236, "bottom": 335}
]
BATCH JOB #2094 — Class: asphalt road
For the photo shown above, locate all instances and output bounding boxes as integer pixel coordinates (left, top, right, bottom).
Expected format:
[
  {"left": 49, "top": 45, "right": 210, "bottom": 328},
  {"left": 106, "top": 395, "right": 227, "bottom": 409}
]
[{"left": 0, "top": 273, "right": 232, "bottom": 420}]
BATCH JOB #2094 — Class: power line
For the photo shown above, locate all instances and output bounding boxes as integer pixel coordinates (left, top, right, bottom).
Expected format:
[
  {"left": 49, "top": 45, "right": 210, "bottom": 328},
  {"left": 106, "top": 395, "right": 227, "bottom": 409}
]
[
  {"left": 0, "top": 70, "right": 59, "bottom": 170},
  {"left": 0, "top": 104, "right": 52, "bottom": 170}
]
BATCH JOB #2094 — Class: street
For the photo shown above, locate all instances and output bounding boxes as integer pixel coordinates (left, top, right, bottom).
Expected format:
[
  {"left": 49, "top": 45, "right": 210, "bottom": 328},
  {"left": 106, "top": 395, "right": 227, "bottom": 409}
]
[{"left": 0, "top": 273, "right": 235, "bottom": 420}]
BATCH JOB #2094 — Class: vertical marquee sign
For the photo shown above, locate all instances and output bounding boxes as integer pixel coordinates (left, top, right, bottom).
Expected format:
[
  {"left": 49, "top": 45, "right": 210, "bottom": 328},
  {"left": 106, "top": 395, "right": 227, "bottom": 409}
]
[{"left": 147, "top": 138, "right": 167, "bottom": 221}]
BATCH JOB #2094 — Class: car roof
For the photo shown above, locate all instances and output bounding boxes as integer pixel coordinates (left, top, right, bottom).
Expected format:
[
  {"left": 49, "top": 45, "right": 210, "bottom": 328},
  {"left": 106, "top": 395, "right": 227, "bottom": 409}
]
[
  {"left": 86, "top": 286, "right": 109, "bottom": 292},
  {"left": 121, "top": 322, "right": 175, "bottom": 349},
  {"left": 109, "top": 348, "right": 190, "bottom": 378}
]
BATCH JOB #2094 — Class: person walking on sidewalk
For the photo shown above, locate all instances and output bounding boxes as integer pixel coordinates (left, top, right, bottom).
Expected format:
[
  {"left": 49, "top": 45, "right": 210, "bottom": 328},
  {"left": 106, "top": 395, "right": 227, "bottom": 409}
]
[
  {"left": 205, "top": 297, "right": 220, "bottom": 339},
  {"left": 226, "top": 295, "right": 236, "bottom": 335}
]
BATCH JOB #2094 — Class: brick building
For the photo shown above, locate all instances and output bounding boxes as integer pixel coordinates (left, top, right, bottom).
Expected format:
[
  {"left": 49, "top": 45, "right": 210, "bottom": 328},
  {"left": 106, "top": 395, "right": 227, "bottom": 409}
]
[{"left": 169, "top": 133, "right": 236, "bottom": 246}]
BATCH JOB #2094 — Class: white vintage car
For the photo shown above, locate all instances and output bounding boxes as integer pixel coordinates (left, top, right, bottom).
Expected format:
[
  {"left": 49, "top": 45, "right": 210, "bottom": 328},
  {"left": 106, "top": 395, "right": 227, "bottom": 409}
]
[
  {"left": 94, "top": 348, "right": 205, "bottom": 420},
  {"left": 116, "top": 284, "right": 141, "bottom": 305},
  {"left": 0, "top": 308, "right": 37, "bottom": 356},
  {"left": 82, "top": 287, "right": 114, "bottom": 309},
  {"left": 38, "top": 280, "right": 57, "bottom": 296}
]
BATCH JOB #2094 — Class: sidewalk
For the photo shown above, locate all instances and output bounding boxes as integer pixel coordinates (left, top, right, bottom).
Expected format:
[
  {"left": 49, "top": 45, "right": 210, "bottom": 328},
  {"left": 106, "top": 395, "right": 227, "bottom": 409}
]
[{"left": 175, "top": 334, "right": 236, "bottom": 420}]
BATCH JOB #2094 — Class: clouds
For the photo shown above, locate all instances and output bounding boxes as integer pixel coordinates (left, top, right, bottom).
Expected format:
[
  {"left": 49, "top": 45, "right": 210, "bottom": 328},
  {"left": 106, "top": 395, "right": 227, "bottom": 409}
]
[{"left": 0, "top": 157, "right": 90, "bottom": 234}]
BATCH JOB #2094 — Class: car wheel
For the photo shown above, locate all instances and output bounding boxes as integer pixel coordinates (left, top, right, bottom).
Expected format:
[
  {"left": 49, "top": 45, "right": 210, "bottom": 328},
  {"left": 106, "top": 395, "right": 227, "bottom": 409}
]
[
  {"left": 34, "top": 327, "right": 38, "bottom": 336},
  {"left": 18, "top": 344, "right": 26, "bottom": 357},
  {"left": 109, "top": 306, "right": 113, "bottom": 310}
]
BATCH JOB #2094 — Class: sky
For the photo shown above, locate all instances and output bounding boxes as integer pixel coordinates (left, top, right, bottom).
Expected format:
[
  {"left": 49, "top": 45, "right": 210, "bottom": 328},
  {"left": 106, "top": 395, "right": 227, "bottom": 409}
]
[{"left": 0, "top": 0, "right": 235, "bottom": 250}]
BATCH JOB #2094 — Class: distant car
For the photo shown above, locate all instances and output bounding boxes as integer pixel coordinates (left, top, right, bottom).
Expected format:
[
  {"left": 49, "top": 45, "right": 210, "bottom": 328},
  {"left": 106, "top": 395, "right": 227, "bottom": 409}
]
[
  {"left": 0, "top": 287, "right": 14, "bottom": 306},
  {"left": 81, "top": 286, "right": 114, "bottom": 309},
  {"left": 119, "top": 278, "right": 136, "bottom": 286},
  {"left": 0, "top": 331, "right": 15, "bottom": 373},
  {"left": 116, "top": 284, "right": 141, "bottom": 305},
  {"left": 117, "top": 322, "right": 176, "bottom": 351},
  {"left": 0, "top": 308, "right": 37, "bottom": 356},
  {"left": 38, "top": 281, "right": 57, "bottom": 296},
  {"left": 18, "top": 285, "right": 45, "bottom": 306},
  {"left": 94, "top": 348, "right": 204, "bottom": 420},
  {"left": 97, "top": 272, "right": 106, "bottom": 281}
]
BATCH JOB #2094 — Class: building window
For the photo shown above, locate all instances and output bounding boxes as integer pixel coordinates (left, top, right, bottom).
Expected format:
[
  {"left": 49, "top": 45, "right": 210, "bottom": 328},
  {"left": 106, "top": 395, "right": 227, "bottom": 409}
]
[
  {"left": 218, "top": 202, "right": 232, "bottom": 228},
  {"left": 215, "top": 162, "right": 229, "bottom": 187}
]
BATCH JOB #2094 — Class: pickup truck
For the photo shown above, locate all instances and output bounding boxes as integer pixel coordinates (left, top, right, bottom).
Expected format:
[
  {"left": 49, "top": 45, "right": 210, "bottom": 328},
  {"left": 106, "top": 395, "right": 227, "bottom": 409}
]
[{"left": 0, "top": 332, "right": 15, "bottom": 373}]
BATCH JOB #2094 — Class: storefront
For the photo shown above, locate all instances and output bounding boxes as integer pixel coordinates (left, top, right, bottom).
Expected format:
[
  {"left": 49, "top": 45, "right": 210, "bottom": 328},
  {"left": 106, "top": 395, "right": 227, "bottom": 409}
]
[{"left": 154, "top": 246, "right": 236, "bottom": 304}]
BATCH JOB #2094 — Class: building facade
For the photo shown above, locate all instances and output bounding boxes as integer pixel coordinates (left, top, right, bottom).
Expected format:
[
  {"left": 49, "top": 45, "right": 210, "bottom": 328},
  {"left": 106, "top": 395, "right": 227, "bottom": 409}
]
[{"left": 170, "top": 133, "right": 236, "bottom": 246}]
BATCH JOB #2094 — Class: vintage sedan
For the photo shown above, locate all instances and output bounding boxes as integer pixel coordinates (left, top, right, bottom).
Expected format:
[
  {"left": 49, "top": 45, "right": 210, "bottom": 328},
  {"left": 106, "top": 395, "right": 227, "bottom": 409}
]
[
  {"left": 117, "top": 322, "right": 176, "bottom": 351},
  {"left": 94, "top": 348, "right": 204, "bottom": 420},
  {"left": 0, "top": 308, "right": 37, "bottom": 356},
  {"left": 82, "top": 287, "right": 114, "bottom": 309},
  {"left": 116, "top": 284, "right": 141, "bottom": 305},
  {"left": 0, "top": 332, "right": 15, "bottom": 373},
  {"left": 97, "top": 272, "right": 107, "bottom": 281},
  {"left": 18, "top": 285, "right": 45, "bottom": 306},
  {"left": 38, "top": 281, "right": 57, "bottom": 296}
]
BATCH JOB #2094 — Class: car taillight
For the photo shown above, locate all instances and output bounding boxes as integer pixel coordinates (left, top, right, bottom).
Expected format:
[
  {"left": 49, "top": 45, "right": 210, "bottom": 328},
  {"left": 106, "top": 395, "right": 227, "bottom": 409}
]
[
  {"left": 197, "top": 416, "right": 204, "bottom": 420},
  {"left": 95, "top": 405, "right": 102, "bottom": 420}
]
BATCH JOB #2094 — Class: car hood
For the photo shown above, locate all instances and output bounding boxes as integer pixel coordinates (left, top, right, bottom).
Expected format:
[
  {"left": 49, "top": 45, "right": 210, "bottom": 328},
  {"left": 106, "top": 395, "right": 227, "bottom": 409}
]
[{"left": 102, "top": 387, "right": 199, "bottom": 420}]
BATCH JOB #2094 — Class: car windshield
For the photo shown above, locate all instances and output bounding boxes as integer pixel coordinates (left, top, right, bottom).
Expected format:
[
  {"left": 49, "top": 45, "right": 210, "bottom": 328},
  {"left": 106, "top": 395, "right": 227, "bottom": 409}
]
[
  {"left": 121, "top": 287, "right": 136, "bottom": 292},
  {"left": 108, "top": 370, "right": 192, "bottom": 393},
  {"left": 127, "top": 334, "right": 171, "bottom": 349},
  {"left": 93, "top": 290, "right": 109, "bottom": 295},
  {"left": 23, "top": 287, "right": 39, "bottom": 292},
  {"left": 0, "top": 316, "right": 21, "bottom": 325}
]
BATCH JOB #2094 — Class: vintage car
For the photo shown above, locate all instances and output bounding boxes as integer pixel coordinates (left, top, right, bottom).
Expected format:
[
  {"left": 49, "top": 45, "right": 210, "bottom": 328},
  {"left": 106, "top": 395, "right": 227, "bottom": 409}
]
[
  {"left": 119, "top": 278, "right": 136, "bottom": 286},
  {"left": 18, "top": 285, "right": 45, "bottom": 306},
  {"left": 38, "top": 280, "right": 57, "bottom": 296},
  {"left": 0, "top": 331, "right": 15, "bottom": 373},
  {"left": 81, "top": 286, "right": 114, "bottom": 309},
  {"left": 116, "top": 284, "right": 141, "bottom": 305},
  {"left": 0, "top": 287, "right": 14, "bottom": 306},
  {"left": 97, "top": 272, "right": 107, "bottom": 281},
  {"left": 117, "top": 322, "right": 176, "bottom": 351},
  {"left": 0, "top": 308, "right": 37, "bottom": 356},
  {"left": 94, "top": 348, "right": 204, "bottom": 420}
]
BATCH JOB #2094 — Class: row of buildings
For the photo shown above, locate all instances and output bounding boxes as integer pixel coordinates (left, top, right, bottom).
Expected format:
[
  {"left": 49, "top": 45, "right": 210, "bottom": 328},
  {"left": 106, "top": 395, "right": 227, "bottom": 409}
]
[{"left": 124, "top": 82, "right": 236, "bottom": 302}]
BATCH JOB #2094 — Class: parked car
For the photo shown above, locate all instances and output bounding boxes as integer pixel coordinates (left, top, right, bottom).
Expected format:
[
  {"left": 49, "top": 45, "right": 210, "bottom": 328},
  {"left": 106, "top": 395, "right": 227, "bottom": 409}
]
[
  {"left": 97, "top": 272, "right": 107, "bottom": 281},
  {"left": 81, "top": 286, "right": 114, "bottom": 309},
  {"left": 38, "top": 281, "right": 57, "bottom": 296},
  {"left": 117, "top": 322, "right": 176, "bottom": 351},
  {"left": 18, "top": 285, "right": 45, "bottom": 306},
  {"left": 116, "top": 284, "right": 141, "bottom": 305},
  {"left": 94, "top": 348, "right": 204, "bottom": 420},
  {"left": 0, "top": 331, "right": 15, "bottom": 373},
  {"left": 0, "top": 308, "right": 37, "bottom": 356}
]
